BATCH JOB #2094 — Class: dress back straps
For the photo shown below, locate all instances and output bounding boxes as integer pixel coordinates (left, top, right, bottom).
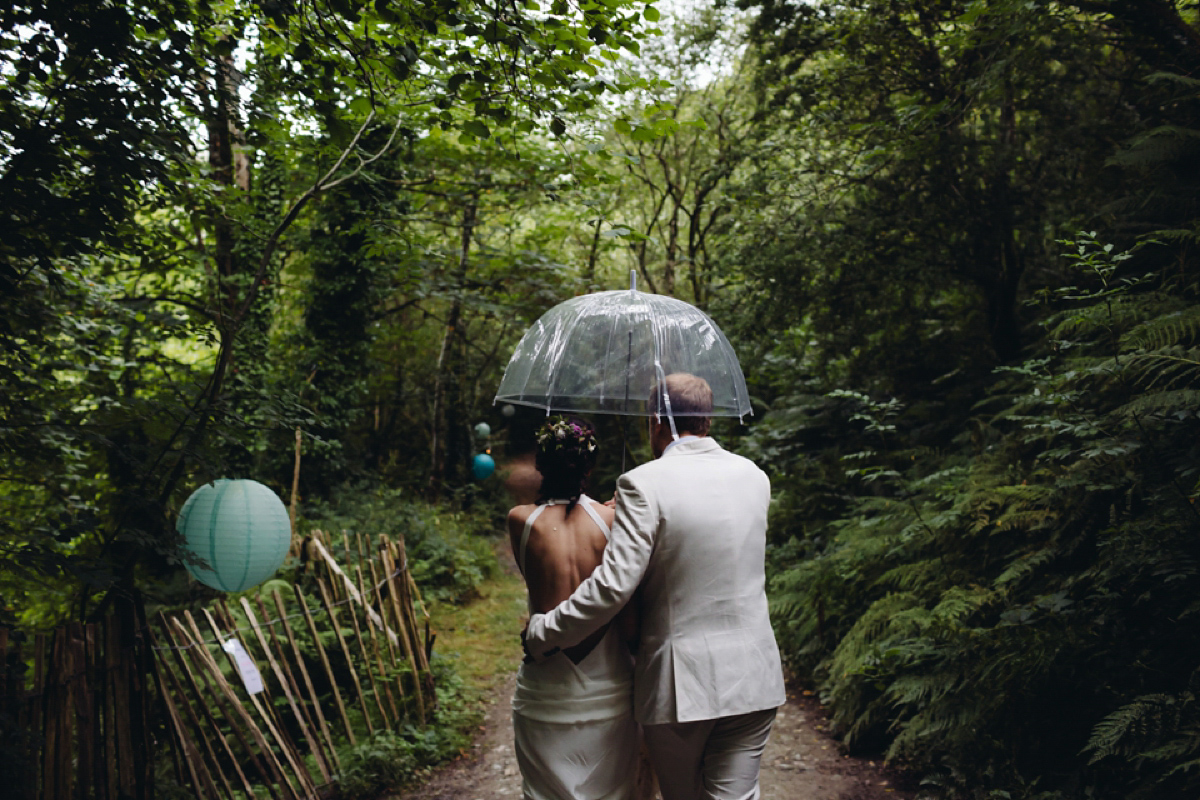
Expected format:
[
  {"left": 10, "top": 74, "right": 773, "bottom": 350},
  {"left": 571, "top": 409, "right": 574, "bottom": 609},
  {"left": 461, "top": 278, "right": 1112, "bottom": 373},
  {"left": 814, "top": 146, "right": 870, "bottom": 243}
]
[
  {"left": 518, "top": 495, "right": 608, "bottom": 576},
  {"left": 578, "top": 498, "right": 611, "bottom": 538},
  {"left": 518, "top": 504, "right": 548, "bottom": 575}
]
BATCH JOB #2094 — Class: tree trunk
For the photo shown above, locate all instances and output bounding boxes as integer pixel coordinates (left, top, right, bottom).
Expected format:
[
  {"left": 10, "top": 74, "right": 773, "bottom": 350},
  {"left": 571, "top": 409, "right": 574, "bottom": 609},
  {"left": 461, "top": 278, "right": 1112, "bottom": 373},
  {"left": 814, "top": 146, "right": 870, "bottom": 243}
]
[{"left": 429, "top": 192, "right": 478, "bottom": 498}]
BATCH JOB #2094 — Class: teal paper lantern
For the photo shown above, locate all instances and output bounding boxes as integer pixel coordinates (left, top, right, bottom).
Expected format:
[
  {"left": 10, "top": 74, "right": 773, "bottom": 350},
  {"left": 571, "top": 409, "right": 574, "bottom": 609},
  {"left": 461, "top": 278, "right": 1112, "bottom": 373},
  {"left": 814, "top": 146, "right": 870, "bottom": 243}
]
[
  {"left": 177, "top": 479, "right": 292, "bottom": 592},
  {"left": 474, "top": 421, "right": 491, "bottom": 439},
  {"left": 472, "top": 453, "right": 496, "bottom": 481}
]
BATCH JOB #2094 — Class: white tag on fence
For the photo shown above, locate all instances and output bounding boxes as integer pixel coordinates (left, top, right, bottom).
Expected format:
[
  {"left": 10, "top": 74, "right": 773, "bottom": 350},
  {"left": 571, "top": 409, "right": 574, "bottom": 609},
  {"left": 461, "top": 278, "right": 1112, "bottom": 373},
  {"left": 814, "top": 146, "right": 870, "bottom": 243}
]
[{"left": 222, "top": 638, "right": 265, "bottom": 695}]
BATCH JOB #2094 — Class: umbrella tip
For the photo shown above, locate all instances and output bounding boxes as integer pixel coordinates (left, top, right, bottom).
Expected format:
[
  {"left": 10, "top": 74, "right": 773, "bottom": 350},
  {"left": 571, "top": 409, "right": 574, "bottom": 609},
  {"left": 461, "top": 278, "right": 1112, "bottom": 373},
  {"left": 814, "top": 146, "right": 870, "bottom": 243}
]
[{"left": 630, "top": 270, "right": 637, "bottom": 294}]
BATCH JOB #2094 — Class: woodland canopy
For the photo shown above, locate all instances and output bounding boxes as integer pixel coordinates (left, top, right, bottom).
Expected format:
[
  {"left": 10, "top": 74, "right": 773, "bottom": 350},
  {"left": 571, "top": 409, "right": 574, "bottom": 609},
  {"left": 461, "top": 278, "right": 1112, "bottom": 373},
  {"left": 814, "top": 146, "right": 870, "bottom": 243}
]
[{"left": 3, "top": 1, "right": 1200, "bottom": 798}]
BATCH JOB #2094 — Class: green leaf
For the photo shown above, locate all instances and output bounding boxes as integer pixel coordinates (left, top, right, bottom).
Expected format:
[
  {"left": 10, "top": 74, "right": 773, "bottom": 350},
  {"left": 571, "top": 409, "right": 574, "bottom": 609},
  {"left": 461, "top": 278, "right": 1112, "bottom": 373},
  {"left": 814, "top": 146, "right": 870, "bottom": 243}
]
[
  {"left": 462, "top": 119, "right": 491, "bottom": 139},
  {"left": 643, "top": 5, "right": 660, "bottom": 22}
]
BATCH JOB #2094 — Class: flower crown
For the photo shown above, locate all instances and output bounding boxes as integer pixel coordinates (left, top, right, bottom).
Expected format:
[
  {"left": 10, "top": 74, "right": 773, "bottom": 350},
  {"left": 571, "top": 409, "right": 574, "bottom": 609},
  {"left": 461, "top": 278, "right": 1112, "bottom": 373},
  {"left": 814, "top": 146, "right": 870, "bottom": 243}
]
[{"left": 536, "top": 416, "right": 598, "bottom": 460}]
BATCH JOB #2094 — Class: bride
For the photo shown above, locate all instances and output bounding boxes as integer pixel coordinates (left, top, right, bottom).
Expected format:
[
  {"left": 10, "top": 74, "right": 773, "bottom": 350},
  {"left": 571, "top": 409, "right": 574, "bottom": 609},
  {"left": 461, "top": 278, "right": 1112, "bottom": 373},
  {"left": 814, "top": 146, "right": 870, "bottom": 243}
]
[{"left": 506, "top": 416, "right": 640, "bottom": 800}]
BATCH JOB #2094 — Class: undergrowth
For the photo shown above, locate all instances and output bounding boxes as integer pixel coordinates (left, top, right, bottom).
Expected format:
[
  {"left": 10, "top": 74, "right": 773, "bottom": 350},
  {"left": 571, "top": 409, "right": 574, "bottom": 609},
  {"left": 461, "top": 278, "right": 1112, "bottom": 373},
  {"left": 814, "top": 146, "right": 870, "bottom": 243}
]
[
  {"left": 335, "top": 659, "right": 481, "bottom": 799},
  {"left": 752, "top": 233, "right": 1200, "bottom": 799}
]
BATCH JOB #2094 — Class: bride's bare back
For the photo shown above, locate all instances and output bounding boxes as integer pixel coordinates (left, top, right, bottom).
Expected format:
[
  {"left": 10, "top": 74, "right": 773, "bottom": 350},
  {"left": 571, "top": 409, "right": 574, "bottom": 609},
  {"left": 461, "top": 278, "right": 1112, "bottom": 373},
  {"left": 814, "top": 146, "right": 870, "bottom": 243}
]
[{"left": 507, "top": 498, "right": 617, "bottom": 662}]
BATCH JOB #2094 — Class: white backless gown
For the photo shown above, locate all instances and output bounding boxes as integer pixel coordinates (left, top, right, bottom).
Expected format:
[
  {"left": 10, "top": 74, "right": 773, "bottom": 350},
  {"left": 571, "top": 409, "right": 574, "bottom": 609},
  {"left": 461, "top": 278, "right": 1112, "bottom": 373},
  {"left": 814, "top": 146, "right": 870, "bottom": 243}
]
[{"left": 512, "top": 495, "right": 639, "bottom": 800}]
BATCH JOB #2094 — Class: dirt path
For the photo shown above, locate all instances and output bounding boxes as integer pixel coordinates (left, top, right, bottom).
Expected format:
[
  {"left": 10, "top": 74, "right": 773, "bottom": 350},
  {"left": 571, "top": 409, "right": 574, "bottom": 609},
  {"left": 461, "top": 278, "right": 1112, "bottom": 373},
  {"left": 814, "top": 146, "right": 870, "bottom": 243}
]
[
  {"left": 396, "top": 537, "right": 911, "bottom": 800},
  {"left": 399, "top": 670, "right": 910, "bottom": 800}
]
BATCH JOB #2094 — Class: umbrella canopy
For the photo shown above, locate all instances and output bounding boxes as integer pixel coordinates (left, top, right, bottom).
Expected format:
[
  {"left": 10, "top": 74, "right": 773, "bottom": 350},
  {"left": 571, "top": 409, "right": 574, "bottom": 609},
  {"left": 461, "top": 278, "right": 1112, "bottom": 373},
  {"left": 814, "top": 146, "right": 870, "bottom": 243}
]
[{"left": 495, "top": 276, "right": 751, "bottom": 421}]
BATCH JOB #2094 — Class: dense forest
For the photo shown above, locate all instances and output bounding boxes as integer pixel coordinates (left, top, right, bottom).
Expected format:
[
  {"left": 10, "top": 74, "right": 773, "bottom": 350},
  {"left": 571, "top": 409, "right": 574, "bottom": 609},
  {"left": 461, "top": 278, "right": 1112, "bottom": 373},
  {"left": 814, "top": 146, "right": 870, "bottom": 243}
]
[{"left": 3, "top": 0, "right": 1200, "bottom": 798}]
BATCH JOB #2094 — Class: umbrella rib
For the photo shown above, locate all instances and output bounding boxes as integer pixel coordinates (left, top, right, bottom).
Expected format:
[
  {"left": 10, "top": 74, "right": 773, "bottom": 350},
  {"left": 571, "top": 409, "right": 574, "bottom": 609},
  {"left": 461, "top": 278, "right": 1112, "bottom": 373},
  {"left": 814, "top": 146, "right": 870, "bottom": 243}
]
[
  {"left": 599, "top": 292, "right": 622, "bottom": 410},
  {"left": 543, "top": 298, "right": 590, "bottom": 415},
  {"left": 708, "top": 310, "right": 747, "bottom": 418},
  {"left": 644, "top": 295, "right": 678, "bottom": 438},
  {"left": 513, "top": 318, "right": 546, "bottom": 405}
]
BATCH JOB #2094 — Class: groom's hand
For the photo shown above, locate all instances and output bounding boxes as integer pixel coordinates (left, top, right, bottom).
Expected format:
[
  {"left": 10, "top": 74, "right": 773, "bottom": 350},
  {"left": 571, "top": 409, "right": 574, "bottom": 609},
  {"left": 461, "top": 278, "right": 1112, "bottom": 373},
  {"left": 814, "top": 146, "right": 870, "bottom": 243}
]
[{"left": 520, "top": 620, "right": 558, "bottom": 664}]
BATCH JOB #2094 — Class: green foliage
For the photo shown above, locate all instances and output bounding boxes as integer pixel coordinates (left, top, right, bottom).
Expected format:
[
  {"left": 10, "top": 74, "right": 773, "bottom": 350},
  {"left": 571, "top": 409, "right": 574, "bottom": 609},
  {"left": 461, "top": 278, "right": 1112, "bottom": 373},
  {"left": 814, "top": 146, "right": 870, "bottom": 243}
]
[
  {"left": 0, "top": 0, "right": 654, "bottom": 626},
  {"left": 335, "top": 659, "right": 481, "bottom": 799},
  {"left": 756, "top": 231, "right": 1200, "bottom": 797},
  {"left": 301, "top": 486, "right": 500, "bottom": 604}
]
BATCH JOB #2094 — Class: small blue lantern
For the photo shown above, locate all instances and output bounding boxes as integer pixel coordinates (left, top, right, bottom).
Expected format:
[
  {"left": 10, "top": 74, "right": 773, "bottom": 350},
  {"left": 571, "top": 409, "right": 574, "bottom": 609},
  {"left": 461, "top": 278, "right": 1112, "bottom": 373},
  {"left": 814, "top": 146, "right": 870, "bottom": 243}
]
[
  {"left": 474, "top": 421, "right": 491, "bottom": 439},
  {"left": 472, "top": 453, "right": 496, "bottom": 481},
  {"left": 177, "top": 479, "right": 292, "bottom": 592}
]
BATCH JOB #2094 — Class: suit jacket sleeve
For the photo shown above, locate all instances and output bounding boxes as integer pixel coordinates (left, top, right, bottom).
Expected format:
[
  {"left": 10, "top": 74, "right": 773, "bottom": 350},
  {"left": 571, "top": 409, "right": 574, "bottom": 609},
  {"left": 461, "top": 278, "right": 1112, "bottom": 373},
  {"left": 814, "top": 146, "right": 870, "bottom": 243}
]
[{"left": 524, "top": 473, "right": 656, "bottom": 656}]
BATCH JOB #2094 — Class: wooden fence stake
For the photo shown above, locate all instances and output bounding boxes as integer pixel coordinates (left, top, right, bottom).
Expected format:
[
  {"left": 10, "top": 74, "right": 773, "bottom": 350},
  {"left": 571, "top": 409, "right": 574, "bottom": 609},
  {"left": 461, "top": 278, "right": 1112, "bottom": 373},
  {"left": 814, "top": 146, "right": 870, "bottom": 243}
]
[
  {"left": 43, "top": 626, "right": 71, "bottom": 800},
  {"left": 157, "top": 614, "right": 261, "bottom": 800},
  {"left": 176, "top": 613, "right": 297, "bottom": 800},
  {"left": 192, "top": 609, "right": 311, "bottom": 799},
  {"left": 392, "top": 540, "right": 431, "bottom": 677},
  {"left": 293, "top": 584, "right": 355, "bottom": 746},
  {"left": 103, "top": 619, "right": 120, "bottom": 800},
  {"left": 147, "top": 624, "right": 224, "bottom": 800},
  {"left": 342, "top": 566, "right": 392, "bottom": 729},
  {"left": 107, "top": 616, "right": 137, "bottom": 799},
  {"left": 356, "top": 563, "right": 400, "bottom": 722},
  {"left": 254, "top": 595, "right": 331, "bottom": 775},
  {"left": 31, "top": 633, "right": 45, "bottom": 800},
  {"left": 380, "top": 540, "right": 425, "bottom": 725},
  {"left": 165, "top": 614, "right": 280, "bottom": 799},
  {"left": 239, "top": 596, "right": 332, "bottom": 783},
  {"left": 308, "top": 536, "right": 395, "bottom": 644},
  {"left": 208, "top": 604, "right": 318, "bottom": 799},
  {"left": 316, "top": 579, "right": 374, "bottom": 736},
  {"left": 272, "top": 589, "right": 341, "bottom": 772},
  {"left": 367, "top": 557, "right": 407, "bottom": 708},
  {"left": 153, "top": 624, "right": 238, "bottom": 800},
  {"left": 211, "top": 602, "right": 315, "bottom": 796}
]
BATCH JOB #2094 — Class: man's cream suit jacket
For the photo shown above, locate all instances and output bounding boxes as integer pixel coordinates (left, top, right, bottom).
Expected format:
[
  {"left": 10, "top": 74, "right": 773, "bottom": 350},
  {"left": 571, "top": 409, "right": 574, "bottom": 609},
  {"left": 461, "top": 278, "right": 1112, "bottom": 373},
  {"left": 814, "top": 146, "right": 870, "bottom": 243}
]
[{"left": 525, "top": 436, "right": 786, "bottom": 725}]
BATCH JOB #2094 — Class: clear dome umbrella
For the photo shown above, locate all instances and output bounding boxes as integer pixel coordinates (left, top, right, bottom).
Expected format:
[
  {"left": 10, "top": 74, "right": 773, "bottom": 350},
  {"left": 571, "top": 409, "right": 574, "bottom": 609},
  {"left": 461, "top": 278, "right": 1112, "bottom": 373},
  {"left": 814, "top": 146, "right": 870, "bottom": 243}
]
[{"left": 494, "top": 273, "right": 752, "bottom": 439}]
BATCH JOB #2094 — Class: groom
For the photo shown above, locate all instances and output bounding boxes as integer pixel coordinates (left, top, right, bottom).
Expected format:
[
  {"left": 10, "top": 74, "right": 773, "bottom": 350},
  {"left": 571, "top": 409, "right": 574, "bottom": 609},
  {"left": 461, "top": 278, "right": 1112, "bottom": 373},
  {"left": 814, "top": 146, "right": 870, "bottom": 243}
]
[{"left": 523, "top": 373, "right": 786, "bottom": 800}]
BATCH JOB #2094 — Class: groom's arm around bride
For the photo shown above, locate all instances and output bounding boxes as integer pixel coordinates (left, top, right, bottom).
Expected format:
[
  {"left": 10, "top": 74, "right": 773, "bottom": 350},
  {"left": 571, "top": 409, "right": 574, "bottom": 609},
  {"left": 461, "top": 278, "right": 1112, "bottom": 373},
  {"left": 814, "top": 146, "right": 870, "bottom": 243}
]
[{"left": 523, "top": 373, "right": 786, "bottom": 800}]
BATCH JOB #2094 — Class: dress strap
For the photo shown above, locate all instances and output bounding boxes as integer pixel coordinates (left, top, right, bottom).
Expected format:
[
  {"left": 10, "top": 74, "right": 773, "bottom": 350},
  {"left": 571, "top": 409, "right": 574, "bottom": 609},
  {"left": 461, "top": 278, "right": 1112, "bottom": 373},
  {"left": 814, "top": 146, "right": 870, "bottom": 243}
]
[
  {"left": 519, "top": 504, "right": 549, "bottom": 576},
  {"left": 577, "top": 496, "right": 611, "bottom": 539}
]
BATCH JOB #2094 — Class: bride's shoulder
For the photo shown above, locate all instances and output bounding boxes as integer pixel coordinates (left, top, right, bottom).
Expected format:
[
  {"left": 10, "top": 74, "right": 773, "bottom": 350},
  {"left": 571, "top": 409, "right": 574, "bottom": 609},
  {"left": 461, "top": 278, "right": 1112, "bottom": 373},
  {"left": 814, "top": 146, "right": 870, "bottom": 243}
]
[
  {"left": 587, "top": 497, "right": 615, "bottom": 525},
  {"left": 506, "top": 503, "right": 537, "bottom": 526}
]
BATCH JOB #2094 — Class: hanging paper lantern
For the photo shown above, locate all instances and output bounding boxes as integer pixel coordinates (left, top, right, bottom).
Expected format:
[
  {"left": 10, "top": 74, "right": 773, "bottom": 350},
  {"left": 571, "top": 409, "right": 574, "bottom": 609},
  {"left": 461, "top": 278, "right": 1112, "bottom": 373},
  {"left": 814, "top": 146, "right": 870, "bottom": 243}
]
[
  {"left": 472, "top": 453, "right": 496, "bottom": 481},
  {"left": 177, "top": 479, "right": 292, "bottom": 592},
  {"left": 474, "top": 421, "right": 491, "bottom": 439}
]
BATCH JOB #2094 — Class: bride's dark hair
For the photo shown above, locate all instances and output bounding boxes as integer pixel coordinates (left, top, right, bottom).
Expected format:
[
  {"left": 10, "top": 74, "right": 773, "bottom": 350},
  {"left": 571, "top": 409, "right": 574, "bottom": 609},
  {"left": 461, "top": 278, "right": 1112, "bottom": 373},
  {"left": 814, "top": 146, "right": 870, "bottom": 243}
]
[{"left": 534, "top": 417, "right": 598, "bottom": 515}]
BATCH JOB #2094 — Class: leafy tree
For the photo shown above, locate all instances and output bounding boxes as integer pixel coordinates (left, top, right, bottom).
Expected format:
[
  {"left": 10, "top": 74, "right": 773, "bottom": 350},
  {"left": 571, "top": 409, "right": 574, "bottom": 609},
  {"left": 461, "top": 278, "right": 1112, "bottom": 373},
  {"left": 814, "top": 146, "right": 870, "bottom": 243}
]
[{"left": 0, "top": 0, "right": 658, "bottom": 624}]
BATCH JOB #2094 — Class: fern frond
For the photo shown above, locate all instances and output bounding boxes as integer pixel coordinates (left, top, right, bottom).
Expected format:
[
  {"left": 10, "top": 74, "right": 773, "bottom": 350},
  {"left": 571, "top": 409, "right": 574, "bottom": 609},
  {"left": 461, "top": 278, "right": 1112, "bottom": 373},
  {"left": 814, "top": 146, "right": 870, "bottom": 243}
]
[
  {"left": 1111, "top": 389, "right": 1200, "bottom": 420},
  {"left": 994, "top": 547, "right": 1059, "bottom": 588},
  {"left": 877, "top": 559, "right": 945, "bottom": 592},
  {"left": 1146, "top": 71, "right": 1200, "bottom": 89},
  {"left": 1122, "top": 349, "right": 1200, "bottom": 391},
  {"left": 993, "top": 508, "right": 1058, "bottom": 533},
  {"left": 1046, "top": 295, "right": 1162, "bottom": 341},
  {"left": 1122, "top": 307, "right": 1200, "bottom": 352},
  {"left": 1085, "top": 694, "right": 1184, "bottom": 763},
  {"left": 1108, "top": 128, "right": 1195, "bottom": 168},
  {"left": 1150, "top": 228, "right": 1200, "bottom": 245},
  {"left": 931, "top": 585, "right": 994, "bottom": 624}
]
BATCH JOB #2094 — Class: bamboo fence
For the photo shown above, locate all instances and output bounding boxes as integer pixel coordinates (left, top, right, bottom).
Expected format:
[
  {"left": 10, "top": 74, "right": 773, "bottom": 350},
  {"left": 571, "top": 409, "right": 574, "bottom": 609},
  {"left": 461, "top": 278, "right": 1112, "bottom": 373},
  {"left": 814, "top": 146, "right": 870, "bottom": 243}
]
[
  {"left": 0, "top": 601, "right": 155, "bottom": 800},
  {"left": 1, "top": 531, "right": 434, "bottom": 800}
]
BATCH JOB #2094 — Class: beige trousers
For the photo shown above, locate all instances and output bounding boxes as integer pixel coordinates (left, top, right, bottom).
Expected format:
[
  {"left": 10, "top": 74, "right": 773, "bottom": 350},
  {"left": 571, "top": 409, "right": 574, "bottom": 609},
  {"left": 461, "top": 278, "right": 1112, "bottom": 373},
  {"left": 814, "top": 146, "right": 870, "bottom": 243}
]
[{"left": 642, "top": 707, "right": 778, "bottom": 800}]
